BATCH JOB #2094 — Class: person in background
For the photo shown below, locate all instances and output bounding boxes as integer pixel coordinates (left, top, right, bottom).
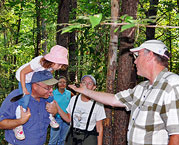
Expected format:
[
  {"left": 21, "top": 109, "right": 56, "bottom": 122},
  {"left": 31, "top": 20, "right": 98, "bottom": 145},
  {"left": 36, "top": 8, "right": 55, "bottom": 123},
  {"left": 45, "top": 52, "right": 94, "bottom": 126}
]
[
  {"left": 69, "top": 40, "right": 179, "bottom": 145},
  {"left": 49, "top": 75, "right": 106, "bottom": 145},
  {"left": 0, "top": 70, "right": 59, "bottom": 145},
  {"left": 48, "top": 76, "right": 74, "bottom": 145},
  {"left": 14, "top": 45, "right": 68, "bottom": 140}
]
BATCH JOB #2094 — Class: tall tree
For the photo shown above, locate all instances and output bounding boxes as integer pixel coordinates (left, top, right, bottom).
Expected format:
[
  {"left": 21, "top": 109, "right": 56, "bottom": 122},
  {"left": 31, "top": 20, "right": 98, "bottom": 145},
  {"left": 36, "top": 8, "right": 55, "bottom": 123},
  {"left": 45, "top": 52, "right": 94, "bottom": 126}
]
[
  {"left": 56, "top": 0, "right": 70, "bottom": 48},
  {"left": 41, "top": 17, "right": 47, "bottom": 54},
  {"left": 10, "top": 3, "right": 23, "bottom": 90},
  {"left": 145, "top": 0, "right": 159, "bottom": 40},
  {"left": 68, "top": 0, "right": 77, "bottom": 83},
  {"left": 104, "top": 0, "right": 119, "bottom": 145},
  {"left": 35, "top": 0, "right": 41, "bottom": 56},
  {"left": 114, "top": 0, "right": 139, "bottom": 145},
  {"left": 56, "top": 0, "right": 70, "bottom": 77}
]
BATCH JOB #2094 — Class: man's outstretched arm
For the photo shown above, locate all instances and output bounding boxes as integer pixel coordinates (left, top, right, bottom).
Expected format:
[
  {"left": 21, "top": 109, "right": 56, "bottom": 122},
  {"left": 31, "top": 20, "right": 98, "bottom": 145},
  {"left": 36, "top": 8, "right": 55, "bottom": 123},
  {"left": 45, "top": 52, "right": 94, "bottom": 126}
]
[{"left": 68, "top": 84, "right": 125, "bottom": 107}]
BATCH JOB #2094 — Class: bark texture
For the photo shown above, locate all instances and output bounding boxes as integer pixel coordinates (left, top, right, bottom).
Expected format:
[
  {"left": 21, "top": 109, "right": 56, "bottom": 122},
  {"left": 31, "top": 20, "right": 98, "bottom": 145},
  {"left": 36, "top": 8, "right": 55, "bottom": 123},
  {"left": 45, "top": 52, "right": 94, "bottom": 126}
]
[
  {"left": 104, "top": 0, "right": 119, "bottom": 145},
  {"left": 114, "top": 0, "right": 139, "bottom": 145}
]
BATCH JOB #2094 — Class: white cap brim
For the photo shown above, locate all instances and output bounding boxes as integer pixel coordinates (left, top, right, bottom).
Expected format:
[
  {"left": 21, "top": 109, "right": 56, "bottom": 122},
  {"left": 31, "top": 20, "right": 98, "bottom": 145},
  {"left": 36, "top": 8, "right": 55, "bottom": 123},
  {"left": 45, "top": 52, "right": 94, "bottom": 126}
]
[{"left": 130, "top": 47, "right": 144, "bottom": 52}]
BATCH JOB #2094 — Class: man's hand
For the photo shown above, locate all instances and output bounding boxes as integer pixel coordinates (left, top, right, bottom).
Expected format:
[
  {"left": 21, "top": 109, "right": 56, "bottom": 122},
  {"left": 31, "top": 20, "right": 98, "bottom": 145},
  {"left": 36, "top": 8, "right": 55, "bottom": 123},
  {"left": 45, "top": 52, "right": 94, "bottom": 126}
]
[
  {"left": 19, "top": 106, "right": 31, "bottom": 124},
  {"left": 0, "top": 106, "right": 31, "bottom": 129},
  {"left": 68, "top": 84, "right": 86, "bottom": 94},
  {"left": 23, "top": 88, "right": 30, "bottom": 95},
  {"left": 46, "top": 101, "right": 58, "bottom": 116}
]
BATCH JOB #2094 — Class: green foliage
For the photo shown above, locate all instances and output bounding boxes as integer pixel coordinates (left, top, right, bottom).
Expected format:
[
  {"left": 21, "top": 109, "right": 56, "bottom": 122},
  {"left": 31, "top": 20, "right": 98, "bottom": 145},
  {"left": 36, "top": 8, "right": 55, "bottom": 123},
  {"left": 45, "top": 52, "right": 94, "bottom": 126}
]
[
  {"left": 0, "top": 0, "right": 178, "bottom": 143},
  {"left": 61, "top": 13, "right": 103, "bottom": 34},
  {"left": 120, "top": 23, "right": 136, "bottom": 32},
  {"left": 89, "top": 13, "right": 102, "bottom": 28}
]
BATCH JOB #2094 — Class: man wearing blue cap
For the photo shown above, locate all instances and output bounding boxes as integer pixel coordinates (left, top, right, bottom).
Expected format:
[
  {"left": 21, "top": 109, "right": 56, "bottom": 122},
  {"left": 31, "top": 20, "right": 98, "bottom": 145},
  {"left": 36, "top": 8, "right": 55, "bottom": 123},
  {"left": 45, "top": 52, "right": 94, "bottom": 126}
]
[
  {"left": 0, "top": 70, "right": 58, "bottom": 145},
  {"left": 69, "top": 40, "right": 179, "bottom": 145}
]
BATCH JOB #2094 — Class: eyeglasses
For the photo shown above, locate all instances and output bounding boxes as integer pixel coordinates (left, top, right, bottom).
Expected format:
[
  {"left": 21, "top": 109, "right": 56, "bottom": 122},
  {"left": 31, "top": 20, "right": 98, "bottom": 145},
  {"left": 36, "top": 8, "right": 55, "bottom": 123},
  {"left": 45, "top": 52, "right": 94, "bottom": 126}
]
[
  {"left": 133, "top": 52, "right": 138, "bottom": 59},
  {"left": 81, "top": 81, "right": 94, "bottom": 86},
  {"left": 58, "top": 81, "right": 67, "bottom": 84},
  {"left": 36, "top": 83, "right": 53, "bottom": 91}
]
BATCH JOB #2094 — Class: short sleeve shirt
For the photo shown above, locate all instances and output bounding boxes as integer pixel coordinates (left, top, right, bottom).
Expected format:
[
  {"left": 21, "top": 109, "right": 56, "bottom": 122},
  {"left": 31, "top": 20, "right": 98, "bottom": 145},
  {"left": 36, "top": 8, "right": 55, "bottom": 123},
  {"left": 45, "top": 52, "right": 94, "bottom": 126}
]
[
  {"left": 66, "top": 95, "right": 106, "bottom": 131},
  {"left": 16, "top": 56, "right": 52, "bottom": 83},
  {"left": 53, "top": 89, "right": 71, "bottom": 117},
  {"left": 115, "top": 68, "right": 179, "bottom": 145}
]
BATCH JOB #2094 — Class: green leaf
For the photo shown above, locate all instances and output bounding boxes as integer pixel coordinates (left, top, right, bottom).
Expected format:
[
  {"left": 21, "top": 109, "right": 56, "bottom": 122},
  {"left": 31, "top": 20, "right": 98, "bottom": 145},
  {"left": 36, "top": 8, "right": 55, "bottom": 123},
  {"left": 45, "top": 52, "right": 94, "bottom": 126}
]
[
  {"left": 89, "top": 13, "right": 102, "bottom": 28},
  {"left": 175, "top": 14, "right": 179, "bottom": 19},
  {"left": 120, "top": 14, "right": 128, "bottom": 20},
  {"left": 125, "top": 16, "right": 133, "bottom": 23},
  {"left": 120, "top": 23, "right": 135, "bottom": 32},
  {"left": 61, "top": 24, "right": 81, "bottom": 34},
  {"left": 77, "top": 15, "right": 89, "bottom": 20},
  {"left": 114, "top": 27, "right": 119, "bottom": 33}
]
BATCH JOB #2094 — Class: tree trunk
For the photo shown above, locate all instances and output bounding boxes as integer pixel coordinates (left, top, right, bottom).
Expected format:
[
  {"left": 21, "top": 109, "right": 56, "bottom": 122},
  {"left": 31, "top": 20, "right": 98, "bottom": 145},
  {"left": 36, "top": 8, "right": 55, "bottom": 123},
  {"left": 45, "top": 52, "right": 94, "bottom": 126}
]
[
  {"left": 56, "top": 0, "right": 70, "bottom": 77},
  {"left": 104, "top": 0, "right": 119, "bottom": 145},
  {"left": 11, "top": 5, "right": 22, "bottom": 90},
  {"left": 114, "top": 0, "right": 139, "bottom": 145},
  {"left": 145, "top": 0, "right": 159, "bottom": 40},
  {"left": 56, "top": 0, "right": 70, "bottom": 48},
  {"left": 42, "top": 17, "right": 47, "bottom": 55},
  {"left": 35, "top": 0, "right": 41, "bottom": 57},
  {"left": 68, "top": 0, "right": 77, "bottom": 83}
]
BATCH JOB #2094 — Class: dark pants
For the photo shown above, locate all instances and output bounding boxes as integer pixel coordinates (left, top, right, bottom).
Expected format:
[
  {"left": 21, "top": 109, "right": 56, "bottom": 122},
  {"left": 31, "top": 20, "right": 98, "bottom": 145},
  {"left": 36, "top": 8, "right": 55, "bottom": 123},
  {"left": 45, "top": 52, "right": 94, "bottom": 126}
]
[{"left": 65, "top": 131, "right": 97, "bottom": 145}]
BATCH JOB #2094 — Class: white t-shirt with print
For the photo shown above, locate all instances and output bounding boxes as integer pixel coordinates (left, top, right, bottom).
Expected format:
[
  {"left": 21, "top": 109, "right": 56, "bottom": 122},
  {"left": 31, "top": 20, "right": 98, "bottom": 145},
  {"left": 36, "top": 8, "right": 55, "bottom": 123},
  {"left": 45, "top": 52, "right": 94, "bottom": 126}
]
[
  {"left": 16, "top": 56, "right": 52, "bottom": 83},
  {"left": 66, "top": 94, "right": 106, "bottom": 131}
]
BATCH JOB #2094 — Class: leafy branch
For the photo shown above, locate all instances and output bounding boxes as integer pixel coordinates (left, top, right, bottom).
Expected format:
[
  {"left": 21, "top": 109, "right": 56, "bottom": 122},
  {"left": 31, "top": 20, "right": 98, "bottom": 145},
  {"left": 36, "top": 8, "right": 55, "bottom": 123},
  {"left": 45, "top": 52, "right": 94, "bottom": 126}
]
[{"left": 60, "top": 13, "right": 179, "bottom": 34}]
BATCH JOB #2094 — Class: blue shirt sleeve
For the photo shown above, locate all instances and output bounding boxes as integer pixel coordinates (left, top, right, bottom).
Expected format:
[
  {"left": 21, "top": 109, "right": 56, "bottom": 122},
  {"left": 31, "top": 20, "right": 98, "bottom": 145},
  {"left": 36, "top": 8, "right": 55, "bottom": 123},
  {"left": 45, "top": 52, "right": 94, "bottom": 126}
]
[{"left": 0, "top": 89, "right": 19, "bottom": 121}]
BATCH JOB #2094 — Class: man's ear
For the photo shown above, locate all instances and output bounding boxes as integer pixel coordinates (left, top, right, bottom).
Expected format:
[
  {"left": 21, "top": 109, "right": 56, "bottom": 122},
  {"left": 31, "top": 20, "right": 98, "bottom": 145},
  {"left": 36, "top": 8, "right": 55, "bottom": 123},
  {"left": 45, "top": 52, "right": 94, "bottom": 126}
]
[{"left": 147, "top": 51, "right": 155, "bottom": 61}]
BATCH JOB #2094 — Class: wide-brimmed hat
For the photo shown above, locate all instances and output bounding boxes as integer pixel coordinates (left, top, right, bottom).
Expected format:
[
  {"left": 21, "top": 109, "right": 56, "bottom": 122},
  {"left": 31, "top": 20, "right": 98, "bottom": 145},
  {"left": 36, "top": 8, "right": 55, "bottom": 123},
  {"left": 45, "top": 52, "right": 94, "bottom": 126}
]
[
  {"left": 44, "top": 45, "right": 68, "bottom": 65},
  {"left": 130, "top": 40, "right": 169, "bottom": 59},
  {"left": 31, "top": 70, "right": 58, "bottom": 85}
]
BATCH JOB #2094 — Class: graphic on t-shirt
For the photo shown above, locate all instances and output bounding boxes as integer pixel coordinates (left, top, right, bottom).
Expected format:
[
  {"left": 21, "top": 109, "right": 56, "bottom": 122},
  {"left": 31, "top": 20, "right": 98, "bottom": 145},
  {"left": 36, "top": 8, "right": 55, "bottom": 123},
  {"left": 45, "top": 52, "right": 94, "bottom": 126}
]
[{"left": 74, "top": 107, "right": 88, "bottom": 128}]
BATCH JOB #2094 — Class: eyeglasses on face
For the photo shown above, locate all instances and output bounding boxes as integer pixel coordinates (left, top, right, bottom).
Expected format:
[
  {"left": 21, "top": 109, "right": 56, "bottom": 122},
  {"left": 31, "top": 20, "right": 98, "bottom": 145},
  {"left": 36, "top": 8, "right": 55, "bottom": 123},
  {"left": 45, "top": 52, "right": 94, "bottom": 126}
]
[
  {"left": 81, "top": 81, "right": 93, "bottom": 86},
  {"left": 36, "top": 83, "right": 53, "bottom": 91},
  {"left": 133, "top": 52, "right": 139, "bottom": 59},
  {"left": 58, "top": 81, "right": 67, "bottom": 84}
]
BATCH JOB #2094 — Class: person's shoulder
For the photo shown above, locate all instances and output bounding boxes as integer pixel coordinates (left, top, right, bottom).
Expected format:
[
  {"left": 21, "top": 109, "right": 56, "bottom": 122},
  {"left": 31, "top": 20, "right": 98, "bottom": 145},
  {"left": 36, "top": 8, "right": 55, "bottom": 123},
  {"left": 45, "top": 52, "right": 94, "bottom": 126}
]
[
  {"left": 71, "top": 94, "right": 77, "bottom": 99},
  {"left": 95, "top": 101, "right": 104, "bottom": 107},
  {"left": 0, "top": 89, "right": 20, "bottom": 110},
  {"left": 163, "top": 71, "right": 179, "bottom": 85},
  {"left": 136, "top": 80, "right": 149, "bottom": 87},
  {"left": 53, "top": 89, "right": 59, "bottom": 94},
  {"left": 65, "top": 89, "right": 72, "bottom": 95},
  {"left": 30, "top": 55, "right": 43, "bottom": 63},
  {"left": 34, "top": 55, "right": 43, "bottom": 59}
]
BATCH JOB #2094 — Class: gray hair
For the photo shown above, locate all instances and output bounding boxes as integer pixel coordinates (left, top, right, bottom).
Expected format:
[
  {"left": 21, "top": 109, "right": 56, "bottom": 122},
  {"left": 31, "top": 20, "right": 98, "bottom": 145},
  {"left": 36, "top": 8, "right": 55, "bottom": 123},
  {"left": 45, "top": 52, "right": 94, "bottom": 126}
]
[{"left": 144, "top": 49, "right": 169, "bottom": 68}]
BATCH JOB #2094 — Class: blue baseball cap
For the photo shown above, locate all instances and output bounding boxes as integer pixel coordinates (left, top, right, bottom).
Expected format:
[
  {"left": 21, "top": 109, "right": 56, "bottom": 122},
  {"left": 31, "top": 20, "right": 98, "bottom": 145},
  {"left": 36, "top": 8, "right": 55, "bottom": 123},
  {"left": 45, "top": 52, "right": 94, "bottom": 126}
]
[
  {"left": 81, "top": 75, "right": 96, "bottom": 85},
  {"left": 31, "top": 70, "right": 58, "bottom": 85}
]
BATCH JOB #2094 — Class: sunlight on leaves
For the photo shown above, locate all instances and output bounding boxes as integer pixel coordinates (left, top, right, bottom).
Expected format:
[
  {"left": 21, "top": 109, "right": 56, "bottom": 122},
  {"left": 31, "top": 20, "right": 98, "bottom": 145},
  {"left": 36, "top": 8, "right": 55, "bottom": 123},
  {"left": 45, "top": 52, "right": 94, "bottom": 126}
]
[
  {"left": 89, "top": 13, "right": 102, "bottom": 28},
  {"left": 120, "top": 23, "right": 135, "bottom": 32}
]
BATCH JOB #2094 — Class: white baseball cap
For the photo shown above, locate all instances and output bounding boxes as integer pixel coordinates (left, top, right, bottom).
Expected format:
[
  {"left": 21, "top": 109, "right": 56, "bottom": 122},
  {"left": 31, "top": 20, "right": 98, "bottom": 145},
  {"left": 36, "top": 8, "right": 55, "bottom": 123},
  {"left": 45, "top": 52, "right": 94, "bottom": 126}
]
[
  {"left": 81, "top": 75, "right": 96, "bottom": 85},
  {"left": 130, "top": 40, "right": 169, "bottom": 59}
]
